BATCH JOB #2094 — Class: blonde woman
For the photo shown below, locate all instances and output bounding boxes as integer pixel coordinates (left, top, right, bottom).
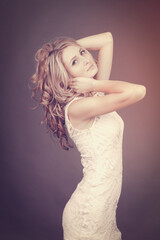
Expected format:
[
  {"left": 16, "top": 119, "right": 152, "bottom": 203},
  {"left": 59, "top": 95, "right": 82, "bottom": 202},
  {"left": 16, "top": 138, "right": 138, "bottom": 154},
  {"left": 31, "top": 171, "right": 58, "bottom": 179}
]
[{"left": 30, "top": 32, "right": 146, "bottom": 240}]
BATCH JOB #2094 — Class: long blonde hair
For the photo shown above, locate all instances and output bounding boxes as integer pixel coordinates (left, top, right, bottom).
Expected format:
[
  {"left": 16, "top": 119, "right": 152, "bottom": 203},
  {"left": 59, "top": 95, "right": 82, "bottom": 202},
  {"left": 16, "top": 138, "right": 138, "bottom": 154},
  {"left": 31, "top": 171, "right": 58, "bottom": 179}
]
[{"left": 30, "top": 37, "right": 92, "bottom": 150}]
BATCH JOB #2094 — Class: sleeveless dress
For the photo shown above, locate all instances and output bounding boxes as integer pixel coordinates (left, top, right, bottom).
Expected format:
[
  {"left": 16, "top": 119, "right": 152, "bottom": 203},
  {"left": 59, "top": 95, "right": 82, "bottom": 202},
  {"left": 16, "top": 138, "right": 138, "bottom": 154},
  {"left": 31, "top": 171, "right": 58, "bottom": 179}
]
[{"left": 62, "top": 93, "right": 124, "bottom": 240}]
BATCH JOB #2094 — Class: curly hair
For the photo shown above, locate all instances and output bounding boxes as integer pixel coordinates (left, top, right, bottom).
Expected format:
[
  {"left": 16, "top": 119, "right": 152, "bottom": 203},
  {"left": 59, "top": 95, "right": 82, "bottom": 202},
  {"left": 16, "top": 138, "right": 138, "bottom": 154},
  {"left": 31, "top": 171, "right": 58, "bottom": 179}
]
[{"left": 30, "top": 37, "right": 93, "bottom": 150}]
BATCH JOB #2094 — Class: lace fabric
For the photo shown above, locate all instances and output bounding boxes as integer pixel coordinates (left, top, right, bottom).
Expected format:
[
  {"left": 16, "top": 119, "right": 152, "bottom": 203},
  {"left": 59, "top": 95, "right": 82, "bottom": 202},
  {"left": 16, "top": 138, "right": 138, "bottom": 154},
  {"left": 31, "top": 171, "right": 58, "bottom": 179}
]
[{"left": 62, "top": 92, "right": 124, "bottom": 240}]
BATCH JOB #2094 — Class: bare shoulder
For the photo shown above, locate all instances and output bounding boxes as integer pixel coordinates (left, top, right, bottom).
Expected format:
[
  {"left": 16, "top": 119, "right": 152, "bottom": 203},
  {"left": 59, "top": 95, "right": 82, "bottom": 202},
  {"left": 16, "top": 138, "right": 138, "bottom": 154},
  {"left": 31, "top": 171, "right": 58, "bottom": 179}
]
[
  {"left": 67, "top": 97, "right": 95, "bottom": 130},
  {"left": 68, "top": 95, "right": 106, "bottom": 121},
  {"left": 68, "top": 97, "right": 93, "bottom": 119}
]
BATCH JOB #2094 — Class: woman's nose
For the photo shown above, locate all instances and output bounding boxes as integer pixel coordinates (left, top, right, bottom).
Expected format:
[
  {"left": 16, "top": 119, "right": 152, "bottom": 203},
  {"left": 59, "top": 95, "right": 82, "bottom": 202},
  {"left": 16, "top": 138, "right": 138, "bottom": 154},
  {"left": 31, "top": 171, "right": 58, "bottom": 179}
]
[{"left": 82, "top": 57, "right": 89, "bottom": 66}]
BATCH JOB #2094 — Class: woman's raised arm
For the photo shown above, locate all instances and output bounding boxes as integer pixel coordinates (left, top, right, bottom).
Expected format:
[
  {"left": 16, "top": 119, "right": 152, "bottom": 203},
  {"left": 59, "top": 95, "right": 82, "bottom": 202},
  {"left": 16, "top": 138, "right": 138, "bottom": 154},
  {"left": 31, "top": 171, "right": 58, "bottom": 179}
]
[
  {"left": 68, "top": 78, "right": 146, "bottom": 124},
  {"left": 77, "top": 32, "right": 113, "bottom": 80}
]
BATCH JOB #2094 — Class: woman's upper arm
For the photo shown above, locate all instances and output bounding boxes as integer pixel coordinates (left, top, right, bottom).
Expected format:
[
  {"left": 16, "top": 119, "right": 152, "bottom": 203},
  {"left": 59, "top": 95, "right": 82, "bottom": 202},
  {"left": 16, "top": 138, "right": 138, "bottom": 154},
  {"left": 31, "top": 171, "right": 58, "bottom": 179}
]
[{"left": 96, "top": 32, "right": 113, "bottom": 81}]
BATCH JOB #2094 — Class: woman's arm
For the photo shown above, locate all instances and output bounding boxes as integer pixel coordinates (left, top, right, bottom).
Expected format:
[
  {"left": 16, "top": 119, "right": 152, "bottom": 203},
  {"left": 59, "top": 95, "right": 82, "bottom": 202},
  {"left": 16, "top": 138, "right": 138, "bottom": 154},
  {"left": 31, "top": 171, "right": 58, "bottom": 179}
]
[
  {"left": 68, "top": 78, "right": 146, "bottom": 121},
  {"left": 76, "top": 32, "right": 113, "bottom": 81}
]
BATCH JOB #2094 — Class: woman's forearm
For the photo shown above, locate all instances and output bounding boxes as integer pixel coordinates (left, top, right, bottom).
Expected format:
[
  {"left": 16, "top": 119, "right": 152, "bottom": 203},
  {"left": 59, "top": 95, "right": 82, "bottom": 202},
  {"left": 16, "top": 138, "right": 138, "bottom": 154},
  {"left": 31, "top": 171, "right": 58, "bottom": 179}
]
[
  {"left": 76, "top": 32, "right": 113, "bottom": 51},
  {"left": 93, "top": 80, "right": 146, "bottom": 100}
]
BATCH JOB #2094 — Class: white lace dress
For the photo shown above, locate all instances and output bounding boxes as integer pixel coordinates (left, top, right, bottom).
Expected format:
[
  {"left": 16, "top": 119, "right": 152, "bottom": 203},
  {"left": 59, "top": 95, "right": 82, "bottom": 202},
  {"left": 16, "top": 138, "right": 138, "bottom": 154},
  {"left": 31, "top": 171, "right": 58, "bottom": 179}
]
[{"left": 62, "top": 93, "right": 124, "bottom": 240}]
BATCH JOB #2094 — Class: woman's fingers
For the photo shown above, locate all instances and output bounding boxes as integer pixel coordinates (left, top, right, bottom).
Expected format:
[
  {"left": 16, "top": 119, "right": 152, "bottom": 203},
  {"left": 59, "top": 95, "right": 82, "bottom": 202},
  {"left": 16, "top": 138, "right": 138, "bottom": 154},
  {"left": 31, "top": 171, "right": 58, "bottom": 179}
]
[
  {"left": 69, "top": 77, "right": 93, "bottom": 93},
  {"left": 69, "top": 78, "right": 78, "bottom": 88},
  {"left": 68, "top": 80, "right": 77, "bottom": 92}
]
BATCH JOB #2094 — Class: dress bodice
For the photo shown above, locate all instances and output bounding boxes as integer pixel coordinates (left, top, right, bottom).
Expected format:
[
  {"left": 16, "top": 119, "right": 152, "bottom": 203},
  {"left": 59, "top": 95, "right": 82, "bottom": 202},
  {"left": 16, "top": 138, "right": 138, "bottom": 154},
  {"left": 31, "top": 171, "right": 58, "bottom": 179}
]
[{"left": 65, "top": 93, "right": 124, "bottom": 185}]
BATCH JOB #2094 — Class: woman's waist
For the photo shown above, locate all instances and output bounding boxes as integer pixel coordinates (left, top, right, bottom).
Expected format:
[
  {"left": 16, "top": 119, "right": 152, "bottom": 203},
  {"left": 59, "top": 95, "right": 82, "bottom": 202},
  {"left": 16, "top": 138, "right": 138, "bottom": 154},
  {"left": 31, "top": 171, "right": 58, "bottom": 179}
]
[
  {"left": 81, "top": 158, "right": 122, "bottom": 177},
  {"left": 70, "top": 175, "right": 122, "bottom": 205},
  {"left": 79, "top": 169, "right": 122, "bottom": 188}
]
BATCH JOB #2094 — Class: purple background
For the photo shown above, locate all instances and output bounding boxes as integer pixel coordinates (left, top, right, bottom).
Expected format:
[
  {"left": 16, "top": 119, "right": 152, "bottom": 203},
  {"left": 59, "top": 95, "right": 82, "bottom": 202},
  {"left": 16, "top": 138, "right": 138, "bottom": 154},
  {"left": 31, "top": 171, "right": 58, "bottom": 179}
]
[{"left": 1, "top": 0, "right": 160, "bottom": 239}]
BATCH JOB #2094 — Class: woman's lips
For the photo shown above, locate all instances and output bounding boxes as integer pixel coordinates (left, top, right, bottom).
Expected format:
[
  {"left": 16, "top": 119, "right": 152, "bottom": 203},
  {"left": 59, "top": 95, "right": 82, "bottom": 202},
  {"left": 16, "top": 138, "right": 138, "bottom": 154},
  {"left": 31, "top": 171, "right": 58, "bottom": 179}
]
[{"left": 87, "top": 64, "right": 94, "bottom": 71}]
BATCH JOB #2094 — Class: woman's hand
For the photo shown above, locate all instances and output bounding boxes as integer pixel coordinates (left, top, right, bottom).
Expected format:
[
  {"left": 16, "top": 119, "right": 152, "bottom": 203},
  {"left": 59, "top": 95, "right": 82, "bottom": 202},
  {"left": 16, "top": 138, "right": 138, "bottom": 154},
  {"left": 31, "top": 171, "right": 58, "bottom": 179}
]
[{"left": 69, "top": 77, "right": 96, "bottom": 93}]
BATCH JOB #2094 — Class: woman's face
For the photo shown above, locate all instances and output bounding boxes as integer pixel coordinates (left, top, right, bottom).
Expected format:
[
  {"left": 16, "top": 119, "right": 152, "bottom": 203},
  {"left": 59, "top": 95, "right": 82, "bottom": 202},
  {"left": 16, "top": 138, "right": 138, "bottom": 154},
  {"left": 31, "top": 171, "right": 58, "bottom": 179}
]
[{"left": 62, "top": 45, "right": 98, "bottom": 78}]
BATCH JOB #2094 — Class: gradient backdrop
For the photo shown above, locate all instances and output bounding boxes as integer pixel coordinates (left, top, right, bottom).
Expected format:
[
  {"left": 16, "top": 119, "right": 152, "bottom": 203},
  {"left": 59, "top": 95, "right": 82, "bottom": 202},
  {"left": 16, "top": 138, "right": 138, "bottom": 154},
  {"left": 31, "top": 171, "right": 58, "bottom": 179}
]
[{"left": 1, "top": 0, "right": 160, "bottom": 239}]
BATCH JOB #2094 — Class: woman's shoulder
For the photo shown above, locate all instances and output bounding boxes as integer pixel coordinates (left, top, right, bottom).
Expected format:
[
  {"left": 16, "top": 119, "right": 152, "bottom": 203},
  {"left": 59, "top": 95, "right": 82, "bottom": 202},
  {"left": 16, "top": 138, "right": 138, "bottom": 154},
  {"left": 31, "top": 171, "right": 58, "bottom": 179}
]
[
  {"left": 65, "top": 94, "right": 100, "bottom": 131},
  {"left": 65, "top": 92, "right": 104, "bottom": 113},
  {"left": 65, "top": 92, "right": 104, "bottom": 122}
]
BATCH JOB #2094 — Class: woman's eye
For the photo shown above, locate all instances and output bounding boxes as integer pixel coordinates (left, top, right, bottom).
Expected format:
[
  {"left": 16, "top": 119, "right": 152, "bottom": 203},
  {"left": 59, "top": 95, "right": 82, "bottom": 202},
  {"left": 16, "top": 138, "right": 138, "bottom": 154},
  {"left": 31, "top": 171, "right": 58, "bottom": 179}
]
[
  {"left": 72, "top": 59, "right": 77, "bottom": 65},
  {"left": 80, "top": 49, "right": 85, "bottom": 55}
]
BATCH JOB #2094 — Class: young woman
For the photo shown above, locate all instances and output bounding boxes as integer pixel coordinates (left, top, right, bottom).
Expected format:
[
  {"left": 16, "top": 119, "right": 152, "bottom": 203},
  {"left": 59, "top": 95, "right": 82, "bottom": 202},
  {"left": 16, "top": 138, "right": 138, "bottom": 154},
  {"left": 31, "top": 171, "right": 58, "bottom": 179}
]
[{"left": 30, "top": 32, "right": 146, "bottom": 240}]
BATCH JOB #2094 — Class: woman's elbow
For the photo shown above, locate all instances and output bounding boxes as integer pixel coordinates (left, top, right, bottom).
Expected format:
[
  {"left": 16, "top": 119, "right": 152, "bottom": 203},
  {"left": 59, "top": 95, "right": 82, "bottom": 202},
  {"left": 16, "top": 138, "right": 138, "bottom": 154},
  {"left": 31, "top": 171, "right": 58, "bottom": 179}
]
[
  {"left": 104, "top": 32, "right": 113, "bottom": 43},
  {"left": 133, "top": 85, "right": 146, "bottom": 102},
  {"left": 138, "top": 85, "right": 146, "bottom": 100}
]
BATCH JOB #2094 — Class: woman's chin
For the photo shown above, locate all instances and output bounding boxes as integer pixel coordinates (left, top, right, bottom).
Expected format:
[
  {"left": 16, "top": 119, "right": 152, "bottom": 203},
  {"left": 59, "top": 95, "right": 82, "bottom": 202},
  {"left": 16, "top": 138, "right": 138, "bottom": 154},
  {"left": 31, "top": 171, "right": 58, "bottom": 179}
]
[
  {"left": 91, "top": 69, "right": 98, "bottom": 78},
  {"left": 87, "top": 67, "right": 98, "bottom": 78}
]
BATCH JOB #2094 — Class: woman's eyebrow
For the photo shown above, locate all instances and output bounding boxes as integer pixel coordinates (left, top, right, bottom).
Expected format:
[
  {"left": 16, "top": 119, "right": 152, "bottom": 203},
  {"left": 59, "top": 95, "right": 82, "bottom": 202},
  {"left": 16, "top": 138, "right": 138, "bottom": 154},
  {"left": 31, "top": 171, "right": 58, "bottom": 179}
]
[
  {"left": 70, "top": 55, "right": 76, "bottom": 64},
  {"left": 79, "top": 47, "right": 84, "bottom": 53},
  {"left": 69, "top": 47, "right": 81, "bottom": 64}
]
